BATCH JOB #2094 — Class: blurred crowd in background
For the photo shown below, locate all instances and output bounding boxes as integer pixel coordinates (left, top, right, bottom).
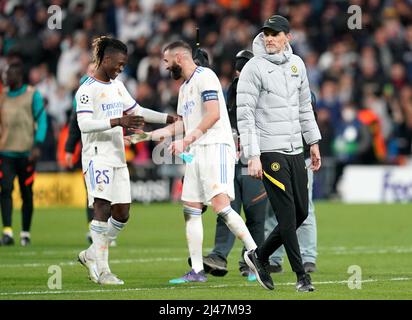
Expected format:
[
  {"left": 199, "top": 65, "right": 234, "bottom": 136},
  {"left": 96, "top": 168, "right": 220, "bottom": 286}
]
[{"left": 0, "top": 0, "right": 411, "bottom": 198}]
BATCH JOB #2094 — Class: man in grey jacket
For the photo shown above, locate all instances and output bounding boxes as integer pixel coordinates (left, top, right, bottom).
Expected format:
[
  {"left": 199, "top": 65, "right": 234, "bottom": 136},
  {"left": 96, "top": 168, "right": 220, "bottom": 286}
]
[{"left": 238, "top": 15, "right": 321, "bottom": 292}]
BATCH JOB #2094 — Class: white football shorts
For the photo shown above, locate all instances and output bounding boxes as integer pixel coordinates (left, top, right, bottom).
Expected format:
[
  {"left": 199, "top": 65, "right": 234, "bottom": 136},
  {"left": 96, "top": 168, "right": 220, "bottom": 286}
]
[
  {"left": 84, "top": 160, "right": 131, "bottom": 207},
  {"left": 182, "top": 143, "right": 235, "bottom": 205}
]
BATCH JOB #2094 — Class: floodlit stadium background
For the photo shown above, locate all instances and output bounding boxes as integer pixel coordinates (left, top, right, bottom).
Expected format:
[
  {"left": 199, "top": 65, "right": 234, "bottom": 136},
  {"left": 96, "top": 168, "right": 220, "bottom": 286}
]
[{"left": 2, "top": 0, "right": 411, "bottom": 204}]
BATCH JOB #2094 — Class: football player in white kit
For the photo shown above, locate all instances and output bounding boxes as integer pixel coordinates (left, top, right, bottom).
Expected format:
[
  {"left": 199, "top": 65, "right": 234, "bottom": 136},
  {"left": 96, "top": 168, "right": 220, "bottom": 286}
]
[
  {"left": 149, "top": 40, "right": 258, "bottom": 283},
  {"left": 76, "top": 36, "right": 176, "bottom": 285}
]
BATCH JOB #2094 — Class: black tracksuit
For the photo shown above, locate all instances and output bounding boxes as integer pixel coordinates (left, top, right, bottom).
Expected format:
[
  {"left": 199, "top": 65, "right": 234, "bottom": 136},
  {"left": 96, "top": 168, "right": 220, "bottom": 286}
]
[
  {"left": 258, "top": 151, "right": 309, "bottom": 276},
  {"left": 257, "top": 110, "right": 318, "bottom": 277}
]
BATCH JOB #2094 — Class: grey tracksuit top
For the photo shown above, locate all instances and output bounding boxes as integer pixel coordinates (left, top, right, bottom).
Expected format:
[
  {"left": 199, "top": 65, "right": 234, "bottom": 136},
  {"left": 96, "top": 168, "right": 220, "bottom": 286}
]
[{"left": 236, "top": 33, "right": 321, "bottom": 159}]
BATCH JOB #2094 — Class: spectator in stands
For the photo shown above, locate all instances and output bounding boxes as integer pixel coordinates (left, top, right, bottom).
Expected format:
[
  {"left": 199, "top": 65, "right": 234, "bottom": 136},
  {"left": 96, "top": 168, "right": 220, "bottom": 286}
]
[
  {"left": 332, "top": 103, "right": 372, "bottom": 194},
  {"left": 57, "top": 31, "right": 90, "bottom": 91},
  {"left": 118, "top": 0, "right": 151, "bottom": 44},
  {"left": 317, "top": 78, "right": 342, "bottom": 129}
]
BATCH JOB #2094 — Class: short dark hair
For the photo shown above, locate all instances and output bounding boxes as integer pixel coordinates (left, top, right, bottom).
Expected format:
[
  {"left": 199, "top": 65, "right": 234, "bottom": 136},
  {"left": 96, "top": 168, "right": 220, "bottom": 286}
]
[
  {"left": 92, "top": 36, "right": 128, "bottom": 67},
  {"left": 163, "top": 40, "right": 192, "bottom": 54}
]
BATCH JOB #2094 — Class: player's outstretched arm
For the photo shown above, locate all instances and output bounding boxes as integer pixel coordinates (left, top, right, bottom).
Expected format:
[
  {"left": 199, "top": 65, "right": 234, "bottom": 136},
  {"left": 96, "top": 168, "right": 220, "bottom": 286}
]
[
  {"left": 120, "top": 80, "right": 176, "bottom": 124},
  {"left": 131, "top": 118, "right": 184, "bottom": 143},
  {"left": 129, "top": 105, "right": 178, "bottom": 124},
  {"left": 78, "top": 113, "right": 144, "bottom": 133},
  {"left": 110, "top": 114, "right": 144, "bottom": 129},
  {"left": 153, "top": 118, "right": 185, "bottom": 140}
]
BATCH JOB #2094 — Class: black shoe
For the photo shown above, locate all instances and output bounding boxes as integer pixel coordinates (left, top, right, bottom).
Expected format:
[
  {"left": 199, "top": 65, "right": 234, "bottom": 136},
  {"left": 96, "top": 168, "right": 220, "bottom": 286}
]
[
  {"left": 296, "top": 273, "right": 315, "bottom": 292},
  {"left": 2, "top": 234, "right": 15, "bottom": 246},
  {"left": 239, "top": 265, "right": 249, "bottom": 277},
  {"left": 244, "top": 249, "right": 274, "bottom": 290},
  {"left": 20, "top": 236, "right": 31, "bottom": 246},
  {"left": 268, "top": 263, "right": 283, "bottom": 273},
  {"left": 188, "top": 255, "right": 228, "bottom": 277},
  {"left": 303, "top": 262, "right": 317, "bottom": 273},
  {"left": 203, "top": 255, "right": 228, "bottom": 276}
]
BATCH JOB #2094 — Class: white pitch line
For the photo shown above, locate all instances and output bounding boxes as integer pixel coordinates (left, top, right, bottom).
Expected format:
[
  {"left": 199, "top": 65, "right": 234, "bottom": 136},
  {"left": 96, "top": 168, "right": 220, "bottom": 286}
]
[
  {"left": 0, "top": 257, "right": 184, "bottom": 269},
  {"left": 0, "top": 277, "right": 411, "bottom": 297},
  {"left": 1, "top": 248, "right": 191, "bottom": 258},
  {"left": 3, "top": 248, "right": 189, "bottom": 256}
]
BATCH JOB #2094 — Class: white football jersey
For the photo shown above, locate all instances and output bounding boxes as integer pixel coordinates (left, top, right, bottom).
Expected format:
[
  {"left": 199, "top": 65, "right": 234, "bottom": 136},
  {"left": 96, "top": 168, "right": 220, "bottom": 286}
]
[
  {"left": 177, "top": 67, "right": 235, "bottom": 148},
  {"left": 75, "top": 77, "right": 137, "bottom": 168}
]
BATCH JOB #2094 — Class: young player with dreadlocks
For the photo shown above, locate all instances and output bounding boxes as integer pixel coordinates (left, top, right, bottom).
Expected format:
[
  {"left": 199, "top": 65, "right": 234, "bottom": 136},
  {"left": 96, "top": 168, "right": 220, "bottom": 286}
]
[{"left": 76, "top": 36, "right": 176, "bottom": 285}]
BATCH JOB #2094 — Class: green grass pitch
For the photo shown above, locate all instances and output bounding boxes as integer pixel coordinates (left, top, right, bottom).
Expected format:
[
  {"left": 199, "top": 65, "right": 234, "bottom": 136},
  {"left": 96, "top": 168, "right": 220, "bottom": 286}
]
[{"left": 0, "top": 202, "right": 411, "bottom": 300}]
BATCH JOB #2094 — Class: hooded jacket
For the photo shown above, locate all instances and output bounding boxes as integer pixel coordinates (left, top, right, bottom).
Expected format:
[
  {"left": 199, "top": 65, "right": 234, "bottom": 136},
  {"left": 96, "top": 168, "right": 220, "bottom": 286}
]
[{"left": 236, "top": 33, "right": 321, "bottom": 159}]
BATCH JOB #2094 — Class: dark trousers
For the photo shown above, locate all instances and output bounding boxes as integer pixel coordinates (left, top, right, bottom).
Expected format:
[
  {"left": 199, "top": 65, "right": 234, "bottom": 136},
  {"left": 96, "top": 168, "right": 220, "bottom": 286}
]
[
  {"left": 0, "top": 156, "right": 35, "bottom": 232},
  {"left": 211, "top": 164, "right": 266, "bottom": 267},
  {"left": 259, "top": 152, "right": 308, "bottom": 276}
]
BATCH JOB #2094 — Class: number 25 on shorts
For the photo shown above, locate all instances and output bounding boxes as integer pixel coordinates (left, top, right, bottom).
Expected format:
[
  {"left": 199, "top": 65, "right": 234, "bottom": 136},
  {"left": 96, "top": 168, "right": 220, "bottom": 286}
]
[{"left": 95, "top": 169, "right": 110, "bottom": 184}]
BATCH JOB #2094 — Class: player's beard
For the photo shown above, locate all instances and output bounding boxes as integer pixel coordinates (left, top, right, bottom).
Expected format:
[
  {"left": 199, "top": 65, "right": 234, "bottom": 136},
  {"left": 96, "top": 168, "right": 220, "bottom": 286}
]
[{"left": 170, "top": 62, "right": 183, "bottom": 80}]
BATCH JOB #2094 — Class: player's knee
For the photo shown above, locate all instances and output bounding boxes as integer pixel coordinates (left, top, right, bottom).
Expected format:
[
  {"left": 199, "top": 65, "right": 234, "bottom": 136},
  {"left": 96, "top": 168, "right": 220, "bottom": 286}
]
[
  {"left": 211, "top": 195, "right": 231, "bottom": 213},
  {"left": 93, "top": 198, "right": 111, "bottom": 219},
  {"left": 111, "top": 204, "right": 130, "bottom": 222},
  {"left": 212, "top": 203, "right": 231, "bottom": 213},
  {"left": 114, "top": 214, "right": 129, "bottom": 223},
  {"left": 183, "top": 201, "right": 203, "bottom": 210}
]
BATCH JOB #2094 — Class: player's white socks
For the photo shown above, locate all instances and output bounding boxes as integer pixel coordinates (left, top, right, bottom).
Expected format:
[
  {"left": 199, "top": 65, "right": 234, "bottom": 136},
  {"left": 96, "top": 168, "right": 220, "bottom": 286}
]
[
  {"left": 20, "top": 231, "right": 30, "bottom": 238},
  {"left": 183, "top": 206, "right": 203, "bottom": 273},
  {"left": 218, "top": 206, "right": 257, "bottom": 251},
  {"left": 89, "top": 220, "right": 110, "bottom": 274},
  {"left": 107, "top": 217, "right": 127, "bottom": 244}
]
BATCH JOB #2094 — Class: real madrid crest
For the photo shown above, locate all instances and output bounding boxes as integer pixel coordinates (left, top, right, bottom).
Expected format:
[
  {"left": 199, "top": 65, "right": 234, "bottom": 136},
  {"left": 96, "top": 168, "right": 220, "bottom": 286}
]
[
  {"left": 291, "top": 65, "right": 298, "bottom": 74},
  {"left": 271, "top": 162, "right": 280, "bottom": 172}
]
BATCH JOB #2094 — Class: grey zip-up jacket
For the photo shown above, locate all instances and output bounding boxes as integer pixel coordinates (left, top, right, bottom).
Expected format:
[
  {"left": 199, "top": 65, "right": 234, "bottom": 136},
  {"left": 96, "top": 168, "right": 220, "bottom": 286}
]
[{"left": 237, "top": 33, "right": 321, "bottom": 159}]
